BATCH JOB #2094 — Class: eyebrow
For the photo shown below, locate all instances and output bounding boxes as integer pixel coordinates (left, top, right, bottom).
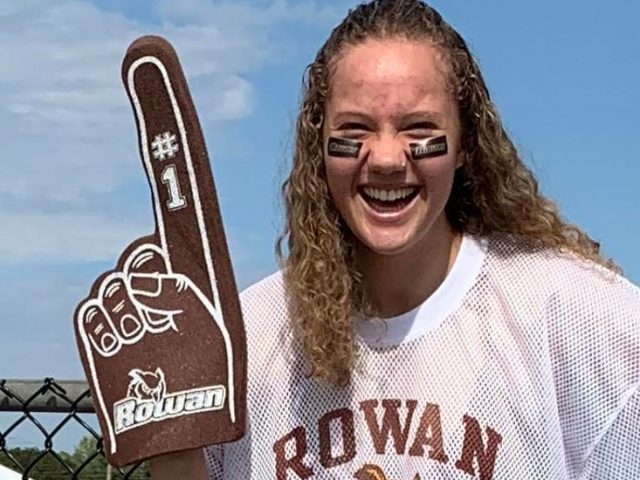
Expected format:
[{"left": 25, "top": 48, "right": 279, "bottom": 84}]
[
  {"left": 400, "top": 110, "right": 445, "bottom": 125},
  {"left": 330, "top": 110, "right": 445, "bottom": 126},
  {"left": 331, "top": 111, "right": 375, "bottom": 125}
]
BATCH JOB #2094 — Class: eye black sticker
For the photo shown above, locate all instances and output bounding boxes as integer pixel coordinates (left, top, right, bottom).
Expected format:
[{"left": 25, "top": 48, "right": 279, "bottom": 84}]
[
  {"left": 409, "top": 135, "right": 448, "bottom": 160},
  {"left": 327, "top": 137, "right": 363, "bottom": 158}
]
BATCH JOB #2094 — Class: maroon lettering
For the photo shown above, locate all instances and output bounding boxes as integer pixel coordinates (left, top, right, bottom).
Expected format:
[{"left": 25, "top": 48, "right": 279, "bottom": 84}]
[
  {"left": 318, "top": 408, "right": 357, "bottom": 468},
  {"left": 360, "top": 399, "right": 418, "bottom": 455},
  {"left": 455, "top": 414, "right": 502, "bottom": 480},
  {"left": 273, "top": 426, "right": 314, "bottom": 480},
  {"left": 408, "top": 402, "right": 448, "bottom": 463}
]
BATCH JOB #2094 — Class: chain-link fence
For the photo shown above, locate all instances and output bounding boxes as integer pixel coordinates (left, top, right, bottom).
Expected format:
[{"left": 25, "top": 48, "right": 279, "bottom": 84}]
[{"left": 0, "top": 379, "right": 149, "bottom": 480}]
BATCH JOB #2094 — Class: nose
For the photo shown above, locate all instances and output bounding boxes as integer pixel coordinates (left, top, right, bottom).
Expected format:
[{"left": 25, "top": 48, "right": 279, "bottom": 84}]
[{"left": 367, "top": 134, "right": 407, "bottom": 174}]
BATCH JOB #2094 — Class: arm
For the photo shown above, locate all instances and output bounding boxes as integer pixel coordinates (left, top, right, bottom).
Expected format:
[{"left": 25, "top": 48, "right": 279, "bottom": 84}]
[
  {"left": 547, "top": 269, "right": 640, "bottom": 475},
  {"left": 580, "top": 386, "right": 640, "bottom": 478},
  {"left": 151, "top": 448, "right": 211, "bottom": 480}
]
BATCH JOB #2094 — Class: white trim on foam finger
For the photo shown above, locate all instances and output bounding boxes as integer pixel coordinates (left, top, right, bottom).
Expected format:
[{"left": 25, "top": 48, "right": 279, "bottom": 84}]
[{"left": 127, "top": 57, "right": 236, "bottom": 418}]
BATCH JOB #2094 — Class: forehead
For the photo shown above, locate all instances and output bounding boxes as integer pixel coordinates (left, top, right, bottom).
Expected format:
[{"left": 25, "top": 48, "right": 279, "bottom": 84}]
[{"left": 328, "top": 38, "right": 452, "bottom": 110}]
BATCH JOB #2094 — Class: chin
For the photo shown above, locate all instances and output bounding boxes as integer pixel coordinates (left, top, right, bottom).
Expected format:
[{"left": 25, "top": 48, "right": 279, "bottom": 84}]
[{"left": 357, "top": 232, "right": 417, "bottom": 257}]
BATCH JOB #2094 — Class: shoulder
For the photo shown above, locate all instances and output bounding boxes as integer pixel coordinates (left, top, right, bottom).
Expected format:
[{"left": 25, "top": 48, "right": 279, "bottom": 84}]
[
  {"left": 239, "top": 270, "right": 287, "bottom": 313},
  {"left": 486, "top": 233, "right": 639, "bottom": 359},
  {"left": 484, "top": 234, "right": 640, "bottom": 474},
  {"left": 485, "top": 233, "right": 639, "bottom": 305},
  {"left": 483, "top": 233, "right": 639, "bottom": 389},
  {"left": 237, "top": 270, "right": 292, "bottom": 347},
  {"left": 237, "top": 270, "right": 289, "bottom": 330}
]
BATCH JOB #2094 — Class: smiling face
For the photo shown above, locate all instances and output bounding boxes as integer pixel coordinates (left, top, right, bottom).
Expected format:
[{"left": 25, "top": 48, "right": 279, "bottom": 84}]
[{"left": 324, "top": 38, "right": 463, "bottom": 258}]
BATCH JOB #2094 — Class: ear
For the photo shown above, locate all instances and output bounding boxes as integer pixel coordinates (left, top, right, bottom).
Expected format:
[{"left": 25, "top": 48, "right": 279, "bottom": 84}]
[{"left": 155, "top": 367, "right": 165, "bottom": 381}]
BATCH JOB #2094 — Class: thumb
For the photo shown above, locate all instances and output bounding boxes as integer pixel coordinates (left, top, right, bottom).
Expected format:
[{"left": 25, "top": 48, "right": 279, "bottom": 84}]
[{"left": 129, "top": 273, "right": 191, "bottom": 311}]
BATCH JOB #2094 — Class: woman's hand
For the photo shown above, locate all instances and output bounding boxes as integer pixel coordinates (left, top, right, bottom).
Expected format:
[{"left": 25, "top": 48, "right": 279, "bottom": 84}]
[{"left": 151, "top": 448, "right": 210, "bottom": 480}]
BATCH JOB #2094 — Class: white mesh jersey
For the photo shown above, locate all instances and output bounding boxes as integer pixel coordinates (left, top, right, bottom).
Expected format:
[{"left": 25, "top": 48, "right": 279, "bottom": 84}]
[{"left": 205, "top": 234, "right": 640, "bottom": 479}]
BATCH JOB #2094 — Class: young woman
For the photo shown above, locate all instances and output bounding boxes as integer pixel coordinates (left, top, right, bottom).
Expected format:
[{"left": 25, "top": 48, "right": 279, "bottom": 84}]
[{"left": 153, "top": 1, "right": 639, "bottom": 478}]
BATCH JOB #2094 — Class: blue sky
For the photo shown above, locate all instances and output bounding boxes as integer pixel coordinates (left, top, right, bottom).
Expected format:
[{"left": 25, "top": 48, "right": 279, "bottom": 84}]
[{"left": 0, "top": 0, "right": 637, "bottom": 434}]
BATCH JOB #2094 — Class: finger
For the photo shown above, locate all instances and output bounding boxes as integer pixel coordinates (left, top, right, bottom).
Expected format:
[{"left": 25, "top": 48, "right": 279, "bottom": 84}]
[
  {"left": 129, "top": 273, "right": 191, "bottom": 309},
  {"left": 127, "top": 272, "right": 184, "bottom": 333},
  {"left": 77, "top": 299, "right": 122, "bottom": 357},
  {"left": 121, "top": 242, "right": 177, "bottom": 331},
  {"left": 123, "top": 242, "right": 169, "bottom": 276},
  {"left": 121, "top": 36, "right": 230, "bottom": 314},
  {"left": 99, "top": 273, "right": 146, "bottom": 345},
  {"left": 75, "top": 298, "right": 120, "bottom": 458}
]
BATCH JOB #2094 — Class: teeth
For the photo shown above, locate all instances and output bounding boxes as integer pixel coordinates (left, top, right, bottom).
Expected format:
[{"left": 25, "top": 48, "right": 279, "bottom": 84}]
[{"left": 363, "top": 187, "right": 416, "bottom": 202}]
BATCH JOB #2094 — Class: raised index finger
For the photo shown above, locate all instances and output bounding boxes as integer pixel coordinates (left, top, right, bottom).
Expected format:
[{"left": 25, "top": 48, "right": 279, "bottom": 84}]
[{"left": 121, "top": 36, "right": 236, "bottom": 315}]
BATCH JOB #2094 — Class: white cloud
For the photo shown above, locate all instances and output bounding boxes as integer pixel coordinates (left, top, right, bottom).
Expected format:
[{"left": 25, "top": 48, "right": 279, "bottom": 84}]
[
  {"left": 190, "top": 75, "right": 256, "bottom": 121},
  {"left": 0, "top": 0, "right": 341, "bottom": 264},
  {"left": 0, "top": 211, "right": 151, "bottom": 263}
]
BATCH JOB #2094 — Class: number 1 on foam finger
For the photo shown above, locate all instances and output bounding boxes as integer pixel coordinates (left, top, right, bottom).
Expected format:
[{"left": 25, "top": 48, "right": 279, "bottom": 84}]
[
  {"left": 161, "top": 164, "right": 187, "bottom": 211},
  {"left": 151, "top": 129, "right": 187, "bottom": 212}
]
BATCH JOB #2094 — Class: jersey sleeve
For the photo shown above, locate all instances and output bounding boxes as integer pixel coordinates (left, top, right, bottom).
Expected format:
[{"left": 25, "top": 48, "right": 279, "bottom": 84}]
[
  {"left": 546, "top": 266, "right": 640, "bottom": 477},
  {"left": 579, "top": 385, "right": 640, "bottom": 478},
  {"left": 201, "top": 273, "right": 284, "bottom": 480}
]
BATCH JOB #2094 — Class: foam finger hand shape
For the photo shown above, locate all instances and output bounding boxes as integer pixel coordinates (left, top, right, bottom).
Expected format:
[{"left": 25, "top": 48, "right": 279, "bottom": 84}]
[{"left": 74, "top": 36, "right": 247, "bottom": 467}]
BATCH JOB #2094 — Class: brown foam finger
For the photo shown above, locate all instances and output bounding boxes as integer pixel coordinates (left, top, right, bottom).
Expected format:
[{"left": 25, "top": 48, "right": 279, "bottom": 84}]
[
  {"left": 94, "top": 35, "right": 247, "bottom": 465},
  {"left": 73, "top": 35, "right": 248, "bottom": 468}
]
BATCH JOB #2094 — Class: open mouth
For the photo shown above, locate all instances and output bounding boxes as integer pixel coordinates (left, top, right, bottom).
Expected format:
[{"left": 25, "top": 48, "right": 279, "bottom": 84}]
[{"left": 359, "top": 186, "right": 421, "bottom": 213}]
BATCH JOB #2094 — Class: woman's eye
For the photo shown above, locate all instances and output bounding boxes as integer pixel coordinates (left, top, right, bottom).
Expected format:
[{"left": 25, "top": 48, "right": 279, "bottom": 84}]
[
  {"left": 337, "top": 123, "right": 370, "bottom": 137},
  {"left": 404, "top": 122, "right": 438, "bottom": 137}
]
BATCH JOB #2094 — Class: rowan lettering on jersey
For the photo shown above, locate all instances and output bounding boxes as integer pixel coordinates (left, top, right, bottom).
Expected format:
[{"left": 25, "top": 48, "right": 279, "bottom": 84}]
[
  {"left": 409, "top": 135, "right": 448, "bottom": 161},
  {"left": 327, "top": 137, "right": 363, "bottom": 158},
  {"left": 272, "top": 398, "right": 503, "bottom": 480}
]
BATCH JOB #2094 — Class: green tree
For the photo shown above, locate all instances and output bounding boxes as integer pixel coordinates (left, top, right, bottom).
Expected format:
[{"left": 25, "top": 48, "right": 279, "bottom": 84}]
[
  {"left": 69, "top": 435, "right": 108, "bottom": 479},
  {"left": 0, "top": 446, "right": 72, "bottom": 479},
  {"left": 70, "top": 436, "right": 150, "bottom": 480},
  {"left": 0, "top": 437, "right": 150, "bottom": 480}
]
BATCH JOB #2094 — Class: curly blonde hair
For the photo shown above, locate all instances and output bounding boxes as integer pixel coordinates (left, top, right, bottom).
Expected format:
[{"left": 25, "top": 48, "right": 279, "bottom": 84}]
[{"left": 276, "top": 0, "right": 617, "bottom": 387}]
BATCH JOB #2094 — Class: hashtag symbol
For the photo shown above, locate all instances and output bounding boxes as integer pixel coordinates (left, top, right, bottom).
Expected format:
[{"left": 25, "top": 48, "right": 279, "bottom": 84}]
[{"left": 151, "top": 131, "right": 179, "bottom": 161}]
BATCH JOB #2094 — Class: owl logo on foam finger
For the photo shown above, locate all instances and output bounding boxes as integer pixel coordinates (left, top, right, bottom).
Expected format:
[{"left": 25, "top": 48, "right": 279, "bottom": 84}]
[{"left": 127, "top": 368, "right": 166, "bottom": 402}]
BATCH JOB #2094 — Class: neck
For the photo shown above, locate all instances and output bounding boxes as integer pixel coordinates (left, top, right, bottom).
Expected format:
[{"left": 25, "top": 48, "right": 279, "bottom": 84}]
[{"left": 356, "top": 218, "right": 461, "bottom": 318}]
